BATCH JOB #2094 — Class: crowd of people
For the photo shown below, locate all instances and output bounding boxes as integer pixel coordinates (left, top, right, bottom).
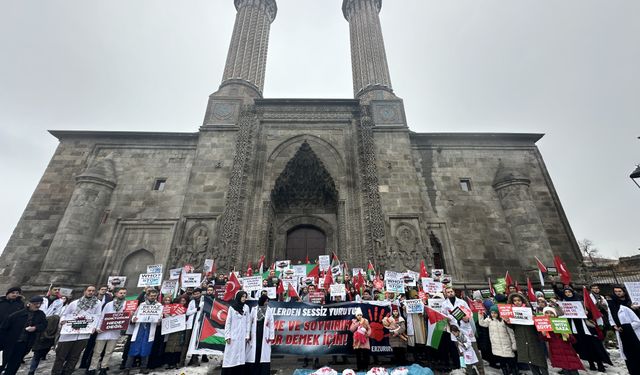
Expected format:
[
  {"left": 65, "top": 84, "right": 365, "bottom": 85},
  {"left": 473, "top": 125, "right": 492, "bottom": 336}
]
[{"left": 0, "top": 263, "right": 639, "bottom": 375}]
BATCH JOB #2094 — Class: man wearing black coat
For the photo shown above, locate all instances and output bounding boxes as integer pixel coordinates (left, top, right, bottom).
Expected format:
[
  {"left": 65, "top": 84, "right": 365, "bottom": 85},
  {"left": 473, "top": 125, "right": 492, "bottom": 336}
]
[
  {"left": 0, "top": 286, "right": 26, "bottom": 373},
  {"left": 0, "top": 295, "right": 47, "bottom": 375}
]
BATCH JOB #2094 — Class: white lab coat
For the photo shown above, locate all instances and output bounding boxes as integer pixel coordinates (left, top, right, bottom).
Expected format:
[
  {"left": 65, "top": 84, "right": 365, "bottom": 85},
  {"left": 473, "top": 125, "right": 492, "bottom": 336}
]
[
  {"left": 96, "top": 300, "right": 126, "bottom": 341},
  {"left": 45, "top": 298, "right": 64, "bottom": 317},
  {"left": 131, "top": 302, "right": 160, "bottom": 343},
  {"left": 608, "top": 304, "right": 640, "bottom": 360},
  {"left": 245, "top": 306, "right": 275, "bottom": 364},
  {"left": 222, "top": 304, "right": 251, "bottom": 368},
  {"left": 58, "top": 299, "right": 103, "bottom": 342},
  {"left": 441, "top": 297, "right": 472, "bottom": 341},
  {"left": 186, "top": 297, "right": 200, "bottom": 329}
]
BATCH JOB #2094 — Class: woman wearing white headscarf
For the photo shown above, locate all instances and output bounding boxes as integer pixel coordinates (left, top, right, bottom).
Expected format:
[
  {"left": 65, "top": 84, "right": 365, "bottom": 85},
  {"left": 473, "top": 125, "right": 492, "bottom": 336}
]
[
  {"left": 246, "top": 295, "right": 275, "bottom": 375},
  {"left": 222, "top": 291, "right": 250, "bottom": 375}
]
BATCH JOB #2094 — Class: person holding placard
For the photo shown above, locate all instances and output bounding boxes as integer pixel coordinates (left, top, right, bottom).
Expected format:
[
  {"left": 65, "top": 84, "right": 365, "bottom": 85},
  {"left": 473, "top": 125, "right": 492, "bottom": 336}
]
[
  {"left": 478, "top": 305, "right": 518, "bottom": 375},
  {"left": 122, "top": 290, "right": 162, "bottom": 375},
  {"left": 53, "top": 285, "right": 102, "bottom": 375},
  {"left": 608, "top": 286, "right": 640, "bottom": 375},
  {"left": 541, "top": 307, "right": 584, "bottom": 375},
  {"left": 246, "top": 295, "right": 275, "bottom": 375},
  {"left": 183, "top": 288, "right": 203, "bottom": 366},
  {"left": 222, "top": 291, "right": 250, "bottom": 375},
  {"left": 163, "top": 295, "right": 189, "bottom": 370},
  {"left": 506, "top": 293, "right": 548, "bottom": 375},
  {"left": 87, "top": 287, "right": 128, "bottom": 375},
  {"left": 382, "top": 305, "right": 407, "bottom": 365},
  {"left": 350, "top": 307, "right": 372, "bottom": 372}
]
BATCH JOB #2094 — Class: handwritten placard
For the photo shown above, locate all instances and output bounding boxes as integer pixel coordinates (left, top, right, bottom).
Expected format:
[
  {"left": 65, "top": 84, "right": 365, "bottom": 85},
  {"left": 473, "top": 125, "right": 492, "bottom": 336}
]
[
  {"left": 558, "top": 301, "right": 587, "bottom": 319},
  {"left": 181, "top": 273, "right": 202, "bottom": 288},
  {"left": 510, "top": 306, "right": 534, "bottom": 325},
  {"left": 135, "top": 303, "right": 163, "bottom": 323}
]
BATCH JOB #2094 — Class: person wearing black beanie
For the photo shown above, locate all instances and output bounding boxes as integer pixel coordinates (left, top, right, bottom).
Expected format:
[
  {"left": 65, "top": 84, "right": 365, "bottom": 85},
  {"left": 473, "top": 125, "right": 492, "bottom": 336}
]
[{"left": 0, "top": 286, "right": 25, "bottom": 373}]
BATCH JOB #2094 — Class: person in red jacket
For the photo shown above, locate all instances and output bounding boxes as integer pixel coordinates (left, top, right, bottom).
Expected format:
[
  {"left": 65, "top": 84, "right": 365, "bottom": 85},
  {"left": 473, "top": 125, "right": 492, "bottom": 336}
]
[{"left": 541, "top": 307, "right": 584, "bottom": 375}]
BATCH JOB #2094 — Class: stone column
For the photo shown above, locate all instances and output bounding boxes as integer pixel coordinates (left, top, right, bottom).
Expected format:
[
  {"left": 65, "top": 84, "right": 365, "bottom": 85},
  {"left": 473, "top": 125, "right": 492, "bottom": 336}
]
[
  {"left": 33, "top": 155, "right": 117, "bottom": 285},
  {"left": 342, "top": 0, "right": 394, "bottom": 99},
  {"left": 493, "top": 162, "right": 553, "bottom": 274},
  {"left": 218, "top": 0, "right": 278, "bottom": 98}
]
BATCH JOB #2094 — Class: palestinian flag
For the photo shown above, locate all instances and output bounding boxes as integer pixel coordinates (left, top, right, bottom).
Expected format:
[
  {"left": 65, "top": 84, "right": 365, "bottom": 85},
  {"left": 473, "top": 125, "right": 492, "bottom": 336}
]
[
  {"left": 426, "top": 306, "right": 449, "bottom": 349},
  {"left": 367, "top": 261, "right": 375, "bottom": 281},
  {"left": 534, "top": 256, "right": 547, "bottom": 286},
  {"left": 196, "top": 296, "right": 228, "bottom": 352}
]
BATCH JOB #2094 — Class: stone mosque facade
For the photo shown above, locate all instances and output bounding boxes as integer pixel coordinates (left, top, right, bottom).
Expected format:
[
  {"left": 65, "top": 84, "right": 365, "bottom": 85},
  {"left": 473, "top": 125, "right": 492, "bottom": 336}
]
[{"left": 0, "top": 0, "right": 582, "bottom": 292}]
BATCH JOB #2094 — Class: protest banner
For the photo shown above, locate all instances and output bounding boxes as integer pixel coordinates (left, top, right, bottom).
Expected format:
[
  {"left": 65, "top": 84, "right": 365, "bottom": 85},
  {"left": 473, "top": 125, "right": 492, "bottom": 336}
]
[
  {"left": 309, "top": 291, "right": 326, "bottom": 304},
  {"left": 404, "top": 299, "right": 425, "bottom": 314},
  {"left": 480, "top": 289, "right": 492, "bottom": 298},
  {"left": 534, "top": 316, "right": 553, "bottom": 333},
  {"left": 137, "top": 273, "right": 162, "bottom": 287},
  {"left": 100, "top": 312, "right": 130, "bottom": 331},
  {"left": 262, "top": 287, "right": 277, "bottom": 299},
  {"left": 421, "top": 278, "right": 444, "bottom": 295},
  {"left": 440, "top": 274, "right": 452, "bottom": 285},
  {"left": 543, "top": 289, "right": 555, "bottom": 299},
  {"left": 282, "top": 278, "right": 299, "bottom": 293},
  {"left": 281, "top": 268, "right": 297, "bottom": 280},
  {"left": 558, "top": 301, "right": 587, "bottom": 319},
  {"left": 59, "top": 288, "right": 73, "bottom": 297},
  {"left": 276, "top": 260, "right": 291, "bottom": 273},
  {"left": 292, "top": 265, "right": 307, "bottom": 277},
  {"left": 124, "top": 300, "right": 139, "bottom": 314},
  {"left": 470, "top": 300, "right": 485, "bottom": 313},
  {"left": 135, "top": 303, "right": 163, "bottom": 323},
  {"left": 302, "top": 277, "right": 316, "bottom": 286},
  {"left": 431, "top": 269, "right": 444, "bottom": 281},
  {"left": 428, "top": 299, "right": 444, "bottom": 313},
  {"left": 181, "top": 273, "right": 202, "bottom": 288},
  {"left": 161, "top": 314, "right": 186, "bottom": 335},
  {"left": 241, "top": 276, "right": 263, "bottom": 292},
  {"left": 403, "top": 272, "right": 417, "bottom": 287},
  {"left": 331, "top": 264, "right": 343, "bottom": 277},
  {"left": 169, "top": 268, "right": 182, "bottom": 280},
  {"left": 213, "top": 285, "right": 226, "bottom": 300},
  {"left": 385, "top": 271, "right": 404, "bottom": 294},
  {"left": 498, "top": 304, "right": 515, "bottom": 320},
  {"left": 330, "top": 284, "right": 346, "bottom": 298},
  {"left": 191, "top": 300, "right": 392, "bottom": 356},
  {"left": 319, "top": 255, "right": 330, "bottom": 271},
  {"left": 203, "top": 259, "right": 214, "bottom": 274},
  {"left": 624, "top": 282, "right": 640, "bottom": 304},
  {"left": 161, "top": 280, "right": 179, "bottom": 296},
  {"left": 147, "top": 264, "right": 163, "bottom": 274},
  {"left": 450, "top": 307, "right": 466, "bottom": 321},
  {"left": 550, "top": 317, "right": 571, "bottom": 334},
  {"left": 163, "top": 304, "right": 187, "bottom": 316},
  {"left": 493, "top": 278, "right": 507, "bottom": 294},
  {"left": 510, "top": 306, "right": 534, "bottom": 325},
  {"left": 546, "top": 267, "right": 558, "bottom": 276},
  {"left": 107, "top": 276, "right": 126, "bottom": 289},
  {"left": 61, "top": 315, "right": 98, "bottom": 335}
]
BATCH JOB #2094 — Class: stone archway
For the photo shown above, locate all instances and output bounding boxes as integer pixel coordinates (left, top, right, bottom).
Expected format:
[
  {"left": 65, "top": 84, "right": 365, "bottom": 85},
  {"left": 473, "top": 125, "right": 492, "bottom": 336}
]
[
  {"left": 286, "top": 225, "right": 327, "bottom": 262},
  {"left": 120, "top": 248, "right": 154, "bottom": 290}
]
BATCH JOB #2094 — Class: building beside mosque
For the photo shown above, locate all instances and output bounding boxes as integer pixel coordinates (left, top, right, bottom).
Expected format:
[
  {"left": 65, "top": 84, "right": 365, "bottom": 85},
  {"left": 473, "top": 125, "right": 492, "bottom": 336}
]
[{"left": 0, "top": 0, "right": 582, "bottom": 291}]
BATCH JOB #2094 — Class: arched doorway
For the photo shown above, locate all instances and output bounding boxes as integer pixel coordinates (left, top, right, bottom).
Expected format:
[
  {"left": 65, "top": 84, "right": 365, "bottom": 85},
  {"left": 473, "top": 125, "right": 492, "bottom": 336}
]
[
  {"left": 286, "top": 226, "right": 326, "bottom": 263},
  {"left": 121, "top": 249, "right": 155, "bottom": 290}
]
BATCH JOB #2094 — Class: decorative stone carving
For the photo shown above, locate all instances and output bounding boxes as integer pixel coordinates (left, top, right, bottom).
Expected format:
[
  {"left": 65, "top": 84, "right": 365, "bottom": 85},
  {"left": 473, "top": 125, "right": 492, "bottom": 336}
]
[
  {"left": 371, "top": 100, "right": 406, "bottom": 126},
  {"left": 171, "top": 225, "right": 210, "bottom": 269},
  {"left": 394, "top": 223, "right": 420, "bottom": 269},
  {"left": 357, "top": 106, "right": 387, "bottom": 268}
]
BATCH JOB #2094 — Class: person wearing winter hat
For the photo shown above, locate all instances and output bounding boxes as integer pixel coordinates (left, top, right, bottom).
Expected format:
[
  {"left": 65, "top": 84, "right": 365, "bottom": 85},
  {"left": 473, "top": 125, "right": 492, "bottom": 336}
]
[
  {"left": 382, "top": 304, "right": 407, "bottom": 365},
  {"left": 350, "top": 307, "right": 371, "bottom": 371},
  {"left": 0, "top": 286, "right": 25, "bottom": 372},
  {"left": 0, "top": 295, "right": 47, "bottom": 375},
  {"left": 541, "top": 308, "right": 584, "bottom": 375},
  {"left": 506, "top": 293, "right": 548, "bottom": 375},
  {"left": 478, "top": 305, "right": 518, "bottom": 375}
]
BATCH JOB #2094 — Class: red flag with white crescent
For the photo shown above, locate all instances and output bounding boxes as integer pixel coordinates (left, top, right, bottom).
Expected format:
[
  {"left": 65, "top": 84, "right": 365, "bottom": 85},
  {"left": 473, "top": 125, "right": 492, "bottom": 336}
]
[{"left": 554, "top": 255, "right": 571, "bottom": 285}]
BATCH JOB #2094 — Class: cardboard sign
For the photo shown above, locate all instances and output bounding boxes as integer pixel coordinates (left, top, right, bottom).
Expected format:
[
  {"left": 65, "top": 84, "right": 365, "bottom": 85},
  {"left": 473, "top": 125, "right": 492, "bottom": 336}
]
[
  {"left": 404, "top": 299, "right": 425, "bottom": 314},
  {"left": 61, "top": 316, "right": 98, "bottom": 335},
  {"left": 308, "top": 291, "right": 326, "bottom": 304},
  {"left": 534, "top": 316, "right": 553, "bottom": 333},
  {"left": 59, "top": 288, "right": 73, "bottom": 297},
  {"left": 262, "top": 287, "right": 277, "bottom": 299},
  {"left": 163, "top": 304, "right": 186, "bottom": 316},
  {"left": 428, "top": 299, "right": 444, "bottom": 313},
  {"left": 624, "top": 282, "right": 640, "bottom": 304},
  {"left": 558, "top": 301, "right": 587, "bottom": 319},
  {"left": 385, "top": 271, "right": 405, "bottom": 294},
  {"left": 100, "top": 312, "right": 130, "bottom": 331},
  {"left": 330, "top": 284, "right": 346, "bottom": 298},
  {"left": 181, "top": 273, "right": 202, "bottom": 288},
  {"left": 292, "top": 265, "right": 308, "bottom": 277},
  {"left": 318, "top": 255, "right": 330, "bottom": 271},
  {"left": 421, "top": 278, "right": 444, "bottom": 295},
  {"left": 123, "top": 300, "right": 139, "bottom": 314},
  {"left": 510, "top": 306, "right": 534, "bottom": 325},
  {"left": 480, "top": 289, "right": 492, "bottom": 298},
  {"left": 403, "top": 272, "right": 418, "bottom": 287},
  {"left": 147, "top": 264, "right": 163, "bottom": 274},
  {"left": 169, "top": 268, "right": 182, "bottom": 280},
  {"left": 543, "top": 289, "right": 555, "bottom": 299},
  {"left": 135, "top": 303, "right": 163, "bottom": 323},
  {"left": 203, "top": 259, "right": 214, "bottom": 274},
  {"left": 450, "top": 306, "right": 467, "bottom": 321},
  {"left": 161, "top": 314, "right": 186, "bottom": 335},
  {"left": 161, "top": 280, "right": 179, "bottom": 296},
  {"left": 470, "top": 300, "right": 485, "bottom": 313},
  {"left": 137, "top": 273, "right": 162, "bottom": 287},
  {"left": 550, "top": 317, "right": 571, "bottom": 334},
  {"left": 107, "top": 276, "right": 126, "bottom": 289},
  {"left": 498, "top": 304, "right": 515, "bottom": 320},
  {"left": 241, "top": 276, "right": 263, "bottom": 292},
  {"left": 275, "top": 260, "right": 291, "bottom": 273}
]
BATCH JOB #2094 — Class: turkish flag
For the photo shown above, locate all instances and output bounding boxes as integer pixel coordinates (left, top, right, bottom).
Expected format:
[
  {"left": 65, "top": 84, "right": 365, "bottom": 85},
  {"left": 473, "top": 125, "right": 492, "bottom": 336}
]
[
  {"left": 211, "top": 300, "right": 229, "bottom": 326},
  {"left": 583, "top": 286, "right": 603, "bottom": 321},
  {"left": 287, "top": 283, "right": 299, "bottom": 299},
  {"left": 419, "top": 260, "right": 429, "bottom": 279},
  {"left": 526, "top": 278, "right": 537, "bottom": 303},
  {"left": 223, "top": 272, "right": 241, "bottom": 301},
  {"left": 505, "top": 271, "right": 513, "bottom": 288},
  {"left": 324, "top": 268, "right": 334, "bottom": 288},
  {"left": 554, "top": 255, "right": 572, "bottom": 285}
]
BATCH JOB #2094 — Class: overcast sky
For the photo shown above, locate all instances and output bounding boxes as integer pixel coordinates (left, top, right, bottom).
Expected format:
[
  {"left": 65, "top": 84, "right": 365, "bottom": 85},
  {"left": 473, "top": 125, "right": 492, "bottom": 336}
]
[{"left": 0, "top": 1, "right": 638, "bottom": 259}]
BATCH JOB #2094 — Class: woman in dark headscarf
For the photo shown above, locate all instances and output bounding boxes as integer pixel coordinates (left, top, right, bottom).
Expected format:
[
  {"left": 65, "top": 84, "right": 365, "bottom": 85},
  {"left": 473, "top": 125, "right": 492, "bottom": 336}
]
[
  {"left": 222, "top": 291, "right": 250, "bottom": 375},
  {"left": 560, "top": 287, "right": 611, "bottom": 372},
  {"left": 607, "top": 286, "right": 640, "bottom": 375},
  {"left": 246, "top": 295, "right": 275, "bottom": 375}
]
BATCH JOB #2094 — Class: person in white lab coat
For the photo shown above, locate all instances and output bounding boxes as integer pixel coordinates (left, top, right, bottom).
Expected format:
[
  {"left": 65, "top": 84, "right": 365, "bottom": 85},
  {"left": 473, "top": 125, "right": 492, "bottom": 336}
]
[
  {"left": 88, "top": 287, "right": 128, "bottom": 374},
  {"left": 608, "top": 286, "right": 640, "bottom": 375},
  {"left": 246, "top": 295, "right": 275, "bottom": 375},
  {"left": 222, "top": 291, "right": 250, "bottom": 375}
]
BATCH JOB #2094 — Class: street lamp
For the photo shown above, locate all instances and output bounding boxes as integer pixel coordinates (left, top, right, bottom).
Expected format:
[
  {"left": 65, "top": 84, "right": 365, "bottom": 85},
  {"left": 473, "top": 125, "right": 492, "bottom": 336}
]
[{"left": 631, "top": 165, "right": 640, "bottom": 189}]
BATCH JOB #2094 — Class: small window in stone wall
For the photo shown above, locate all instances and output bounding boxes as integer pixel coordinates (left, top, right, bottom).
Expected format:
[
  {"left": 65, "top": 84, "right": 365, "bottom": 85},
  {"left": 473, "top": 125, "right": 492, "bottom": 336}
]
[
  {"left": 459, "top": 178, "right": 471, "bottom": 192},
  {"left": 153, "top": 178, "right": 167, "bottom": 191}
]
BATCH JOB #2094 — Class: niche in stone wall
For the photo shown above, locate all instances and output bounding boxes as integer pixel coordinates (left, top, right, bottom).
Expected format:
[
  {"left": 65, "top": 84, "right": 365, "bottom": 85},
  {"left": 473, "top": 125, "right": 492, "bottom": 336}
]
[
  {"left": 121, "top": 249, "right": 154, "bottom": 290},
  {"left": 388, "top": 216, "right": 426, "bottom": 270}
]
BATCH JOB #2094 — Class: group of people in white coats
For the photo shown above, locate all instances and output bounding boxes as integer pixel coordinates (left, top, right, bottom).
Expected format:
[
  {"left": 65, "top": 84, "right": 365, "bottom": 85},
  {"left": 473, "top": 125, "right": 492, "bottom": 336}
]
[{"left": 222, "top": 291, "right": 275, "bottom": 375}]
